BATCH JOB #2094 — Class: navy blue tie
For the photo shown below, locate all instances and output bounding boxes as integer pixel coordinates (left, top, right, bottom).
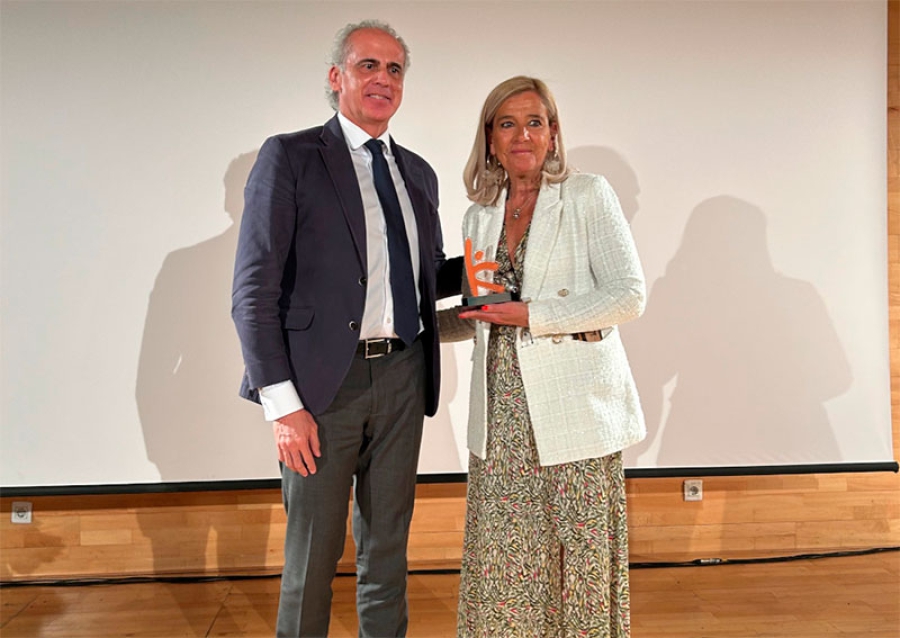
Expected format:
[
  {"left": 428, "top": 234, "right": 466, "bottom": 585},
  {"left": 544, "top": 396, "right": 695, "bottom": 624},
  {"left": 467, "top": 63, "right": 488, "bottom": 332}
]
[{"left": 364, "top": 139, "right": 418, "bottom": 345}]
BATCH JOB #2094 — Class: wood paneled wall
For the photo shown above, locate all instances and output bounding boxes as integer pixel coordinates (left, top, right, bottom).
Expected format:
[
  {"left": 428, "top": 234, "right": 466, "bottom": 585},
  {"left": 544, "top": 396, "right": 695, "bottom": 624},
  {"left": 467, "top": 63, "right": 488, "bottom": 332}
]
[{"left": 2, "top": 4, "right": 898, "bottom": 582}]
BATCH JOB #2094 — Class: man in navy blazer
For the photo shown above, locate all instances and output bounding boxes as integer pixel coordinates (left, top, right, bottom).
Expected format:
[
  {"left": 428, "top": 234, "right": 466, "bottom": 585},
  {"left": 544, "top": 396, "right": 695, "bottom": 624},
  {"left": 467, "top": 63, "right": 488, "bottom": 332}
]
[{"left": 231, "top": 20, "right": 461, "bottom": 637}]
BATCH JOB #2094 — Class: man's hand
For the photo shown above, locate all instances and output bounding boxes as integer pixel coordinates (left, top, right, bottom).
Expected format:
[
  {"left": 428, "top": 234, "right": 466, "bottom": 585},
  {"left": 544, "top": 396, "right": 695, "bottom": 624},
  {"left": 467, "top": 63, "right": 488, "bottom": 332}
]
[{"left": 273, "top": 409, "right": 321, "bottom": 477}]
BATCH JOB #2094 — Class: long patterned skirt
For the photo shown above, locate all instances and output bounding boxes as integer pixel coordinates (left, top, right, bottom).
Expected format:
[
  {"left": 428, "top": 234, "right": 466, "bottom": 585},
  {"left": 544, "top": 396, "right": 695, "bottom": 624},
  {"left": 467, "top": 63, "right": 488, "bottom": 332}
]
[{"left": 457, "top": 318, "right": 632, "bottom": 637}]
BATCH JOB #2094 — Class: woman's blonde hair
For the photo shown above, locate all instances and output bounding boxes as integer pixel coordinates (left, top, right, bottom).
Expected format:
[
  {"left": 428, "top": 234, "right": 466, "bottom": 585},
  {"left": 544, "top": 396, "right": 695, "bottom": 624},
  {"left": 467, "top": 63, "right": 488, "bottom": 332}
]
[{"left": 463, "top": 76, "right": 570, "bottom": 206}]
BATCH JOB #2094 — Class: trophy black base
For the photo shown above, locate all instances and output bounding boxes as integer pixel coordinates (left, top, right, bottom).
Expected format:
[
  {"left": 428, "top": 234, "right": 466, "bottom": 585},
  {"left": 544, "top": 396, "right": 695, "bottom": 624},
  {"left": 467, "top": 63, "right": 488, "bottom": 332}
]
[{"left": 461, "top": 291, "right": 519, "bottom": 307}]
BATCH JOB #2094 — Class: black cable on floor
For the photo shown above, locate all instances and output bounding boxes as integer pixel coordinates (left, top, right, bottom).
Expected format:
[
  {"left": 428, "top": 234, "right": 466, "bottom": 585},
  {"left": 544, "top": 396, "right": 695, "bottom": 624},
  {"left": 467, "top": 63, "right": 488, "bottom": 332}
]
[
  {"left": 629, "top": 545, "right": 900, "bottom": 569},
  {"left": 1, "top": 546, "right": 897, "bottom": 588}
]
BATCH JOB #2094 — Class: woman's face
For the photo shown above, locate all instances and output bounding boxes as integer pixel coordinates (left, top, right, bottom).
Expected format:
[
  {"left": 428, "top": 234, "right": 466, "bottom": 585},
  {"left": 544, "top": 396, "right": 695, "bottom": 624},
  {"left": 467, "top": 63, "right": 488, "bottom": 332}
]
[{"left": 489, "top": 91, "right": 557, "bottom": 180}]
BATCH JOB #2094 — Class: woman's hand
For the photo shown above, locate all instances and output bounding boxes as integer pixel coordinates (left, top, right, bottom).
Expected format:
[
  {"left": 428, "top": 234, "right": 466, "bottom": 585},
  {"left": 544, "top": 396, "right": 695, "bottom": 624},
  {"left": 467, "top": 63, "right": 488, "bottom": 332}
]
[{"left": 458, "top": 301, "right": 529, "bottom": 327}]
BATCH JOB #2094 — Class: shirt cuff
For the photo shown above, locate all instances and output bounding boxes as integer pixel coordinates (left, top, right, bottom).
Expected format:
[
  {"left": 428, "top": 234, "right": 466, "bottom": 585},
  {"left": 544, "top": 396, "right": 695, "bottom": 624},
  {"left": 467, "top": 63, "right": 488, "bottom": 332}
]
[{"left": 258, "top": 380, "right": 304, "bottom": 421}]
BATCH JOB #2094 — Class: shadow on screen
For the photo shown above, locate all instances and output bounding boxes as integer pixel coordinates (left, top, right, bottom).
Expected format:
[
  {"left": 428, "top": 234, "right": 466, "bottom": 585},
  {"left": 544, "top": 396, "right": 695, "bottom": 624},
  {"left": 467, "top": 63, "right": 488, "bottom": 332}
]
[
  {"left": 568, "top": 147, "right": 853, "bottom": 553},
  {"left": 622, "top": 195, "right": 851, "bottom": 471},
  {"left": 570, "top": 145, "right": 851, "bottom": 468},
  {"left": 567, "top": 146, "right": 640, "bottom": 225},
  {"left": 135, "top": 150, "right": 276, "bottom": 634}
]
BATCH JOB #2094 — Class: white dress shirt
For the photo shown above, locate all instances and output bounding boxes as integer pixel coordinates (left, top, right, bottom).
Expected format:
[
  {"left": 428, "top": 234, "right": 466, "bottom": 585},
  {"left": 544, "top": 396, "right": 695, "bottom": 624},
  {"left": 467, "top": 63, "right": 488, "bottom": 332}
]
[{"left": 258, "top": 113, "right": 421, "bottom": 421}]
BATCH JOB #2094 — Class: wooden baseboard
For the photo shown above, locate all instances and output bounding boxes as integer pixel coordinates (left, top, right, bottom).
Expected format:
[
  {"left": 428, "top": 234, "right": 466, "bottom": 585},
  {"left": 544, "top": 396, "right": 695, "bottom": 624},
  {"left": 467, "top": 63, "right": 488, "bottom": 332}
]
[{"left": 3, "top": 471, "right": 898, "bottom": 583}]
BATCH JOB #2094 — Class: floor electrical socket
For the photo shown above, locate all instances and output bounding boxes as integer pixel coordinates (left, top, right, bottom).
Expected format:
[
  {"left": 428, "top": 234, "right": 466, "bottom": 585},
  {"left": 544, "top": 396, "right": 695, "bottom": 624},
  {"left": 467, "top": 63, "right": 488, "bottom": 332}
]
[
  {"left": 11, "top": 501, "right": 32, "bottom": 524},
  {"left": 683, "top": 480, "right": 703, "bottom": 502}
]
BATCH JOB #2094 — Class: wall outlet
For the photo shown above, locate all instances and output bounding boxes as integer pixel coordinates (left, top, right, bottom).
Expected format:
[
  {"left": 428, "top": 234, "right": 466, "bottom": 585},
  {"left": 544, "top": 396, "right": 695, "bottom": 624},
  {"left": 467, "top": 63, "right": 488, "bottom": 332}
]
[
  {"left": 11, "top": 501, "right": 32, "bottom": 524},
  {"left": 683, "top": 479, "right": 703, "bottom": 502}
]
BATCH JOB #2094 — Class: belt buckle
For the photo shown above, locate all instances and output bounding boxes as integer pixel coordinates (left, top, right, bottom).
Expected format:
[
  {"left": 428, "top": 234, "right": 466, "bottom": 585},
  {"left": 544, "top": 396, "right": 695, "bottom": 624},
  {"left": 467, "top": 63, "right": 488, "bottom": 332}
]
[{"left": 364, "top": 339, "right": 391, "bottom": 359}]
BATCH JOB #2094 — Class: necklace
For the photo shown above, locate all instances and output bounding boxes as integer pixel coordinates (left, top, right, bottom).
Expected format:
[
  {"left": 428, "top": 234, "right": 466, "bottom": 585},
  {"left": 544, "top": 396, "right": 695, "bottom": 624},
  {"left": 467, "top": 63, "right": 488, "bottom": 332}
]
[{"left": 509, "top": 190, "right": 538, "bottom": 220}]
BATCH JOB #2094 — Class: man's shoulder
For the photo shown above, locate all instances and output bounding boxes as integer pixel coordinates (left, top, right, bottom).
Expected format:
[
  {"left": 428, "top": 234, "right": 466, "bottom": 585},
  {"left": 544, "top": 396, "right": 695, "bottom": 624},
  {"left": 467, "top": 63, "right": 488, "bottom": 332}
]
[
  {"left": 264, "top": 124, "right": 328, "bottom": 148},
  {"left": 394, "top": 143, "right": 429, "bottom": 166},
  {"left": 394, "top": 143, "right": 436, "bottom": 179}
]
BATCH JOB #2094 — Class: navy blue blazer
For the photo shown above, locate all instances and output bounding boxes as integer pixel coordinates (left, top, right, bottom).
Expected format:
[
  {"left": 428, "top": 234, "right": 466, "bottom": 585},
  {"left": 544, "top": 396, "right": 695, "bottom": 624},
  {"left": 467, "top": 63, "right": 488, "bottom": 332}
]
[{"left": 232, "top": 116, "right": 461, "bottom": 417}]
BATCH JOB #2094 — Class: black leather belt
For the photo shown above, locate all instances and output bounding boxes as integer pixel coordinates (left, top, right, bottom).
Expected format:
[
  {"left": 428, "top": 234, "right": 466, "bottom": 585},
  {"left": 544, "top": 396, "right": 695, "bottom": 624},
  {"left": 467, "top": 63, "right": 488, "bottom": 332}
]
[
  {"left": 572, "top": 329, "right": 604, "bottom": 342},
  {"left": 357, "top": 338, "right": 406, "bottom": 359}
]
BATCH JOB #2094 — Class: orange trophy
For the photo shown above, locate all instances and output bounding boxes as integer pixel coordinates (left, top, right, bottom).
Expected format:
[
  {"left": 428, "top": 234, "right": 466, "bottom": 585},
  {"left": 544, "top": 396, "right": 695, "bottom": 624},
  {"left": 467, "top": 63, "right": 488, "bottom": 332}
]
[{"left": 461, "top": 237, "right": 520, "bottom": 307}]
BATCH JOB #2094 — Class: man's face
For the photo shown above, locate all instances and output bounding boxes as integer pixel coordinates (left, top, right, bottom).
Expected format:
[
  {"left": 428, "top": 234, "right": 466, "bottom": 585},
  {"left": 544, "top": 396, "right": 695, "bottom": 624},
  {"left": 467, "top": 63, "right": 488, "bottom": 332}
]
[{"left": 328, "top": 28, "right": 405, "bottom": 137}]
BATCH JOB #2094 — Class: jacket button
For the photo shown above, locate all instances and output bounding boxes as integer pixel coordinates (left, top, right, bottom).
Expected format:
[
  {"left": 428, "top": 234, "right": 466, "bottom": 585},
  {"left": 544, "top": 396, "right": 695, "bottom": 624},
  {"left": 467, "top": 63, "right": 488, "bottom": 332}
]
[
  {"left": 558, "top": 289, "right": 569, "bottom": 297},
  {"left": 359, "top": 277, "right": 367, "bottom": 286},
  {"left": 349, "top": 321, "right": 359, "bottom": 331}
]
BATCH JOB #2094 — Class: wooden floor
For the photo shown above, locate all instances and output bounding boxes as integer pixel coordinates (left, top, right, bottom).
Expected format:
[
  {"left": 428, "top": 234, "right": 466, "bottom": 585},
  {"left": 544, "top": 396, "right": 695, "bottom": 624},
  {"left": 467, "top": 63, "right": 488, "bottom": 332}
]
[{"left": 1, "top": 551, "right": 897, "bottom": 637}]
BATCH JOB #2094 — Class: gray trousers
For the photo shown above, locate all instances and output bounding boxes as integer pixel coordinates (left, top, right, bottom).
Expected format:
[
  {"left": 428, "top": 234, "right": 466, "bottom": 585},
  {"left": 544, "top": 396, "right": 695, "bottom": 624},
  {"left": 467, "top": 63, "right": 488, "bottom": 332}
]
[{"left": 276, "top": 339, "right": 426, "bottom": 638}]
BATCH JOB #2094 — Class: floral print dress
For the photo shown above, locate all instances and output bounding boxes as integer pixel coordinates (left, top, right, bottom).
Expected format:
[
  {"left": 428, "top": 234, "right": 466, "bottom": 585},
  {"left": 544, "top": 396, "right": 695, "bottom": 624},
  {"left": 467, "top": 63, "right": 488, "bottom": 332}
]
[{"left": 457, "top": 223, "right": 632, "bottom": 638}]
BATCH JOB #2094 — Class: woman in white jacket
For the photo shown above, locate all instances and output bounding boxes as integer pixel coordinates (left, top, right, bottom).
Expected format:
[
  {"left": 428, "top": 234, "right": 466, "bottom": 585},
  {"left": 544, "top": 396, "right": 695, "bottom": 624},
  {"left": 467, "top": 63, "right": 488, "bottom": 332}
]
[{"left": 452, "top": 76, "right": 647, "bottom": 638}]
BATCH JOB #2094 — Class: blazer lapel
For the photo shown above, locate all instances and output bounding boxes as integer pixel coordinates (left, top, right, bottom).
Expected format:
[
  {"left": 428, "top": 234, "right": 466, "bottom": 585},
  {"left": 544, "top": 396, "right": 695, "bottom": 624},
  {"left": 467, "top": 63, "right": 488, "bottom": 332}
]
[
  {"left": 320, "top": 116, "right": 367, "bottom": 270},
  {"left": 521, "top": 182, "right": 563, "bottom": 300}
]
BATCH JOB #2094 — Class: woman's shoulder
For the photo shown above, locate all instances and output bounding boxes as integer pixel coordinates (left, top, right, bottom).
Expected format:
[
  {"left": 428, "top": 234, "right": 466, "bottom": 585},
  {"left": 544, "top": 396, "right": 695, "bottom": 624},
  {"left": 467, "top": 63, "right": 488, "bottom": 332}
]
[
  {"left": 562, "top": 171, "right": 611, "bottom": 193},
  {"left": 560, "top": 172, "right": 615, "bottom": 204}
]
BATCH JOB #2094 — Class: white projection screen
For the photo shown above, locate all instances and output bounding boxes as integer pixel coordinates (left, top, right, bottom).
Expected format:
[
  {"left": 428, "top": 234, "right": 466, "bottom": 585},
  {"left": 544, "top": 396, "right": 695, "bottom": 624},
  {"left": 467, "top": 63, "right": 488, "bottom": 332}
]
[{"left": 1, "top": 1, "right": 894, "bottom": 491}]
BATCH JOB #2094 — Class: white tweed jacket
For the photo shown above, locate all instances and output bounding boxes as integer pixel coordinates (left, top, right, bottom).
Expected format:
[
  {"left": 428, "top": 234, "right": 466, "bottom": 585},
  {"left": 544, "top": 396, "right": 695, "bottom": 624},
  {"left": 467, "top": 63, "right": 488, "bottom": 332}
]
[{"left": 464, "top": 173, "right": 647, "bottom": 466}]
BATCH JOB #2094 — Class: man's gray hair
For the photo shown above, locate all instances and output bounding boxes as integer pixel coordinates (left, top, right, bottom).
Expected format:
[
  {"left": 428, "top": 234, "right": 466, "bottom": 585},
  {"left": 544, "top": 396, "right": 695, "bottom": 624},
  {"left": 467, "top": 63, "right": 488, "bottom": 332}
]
[{"left": 327, "top": 20, "right": 410, "bottom": 111}]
